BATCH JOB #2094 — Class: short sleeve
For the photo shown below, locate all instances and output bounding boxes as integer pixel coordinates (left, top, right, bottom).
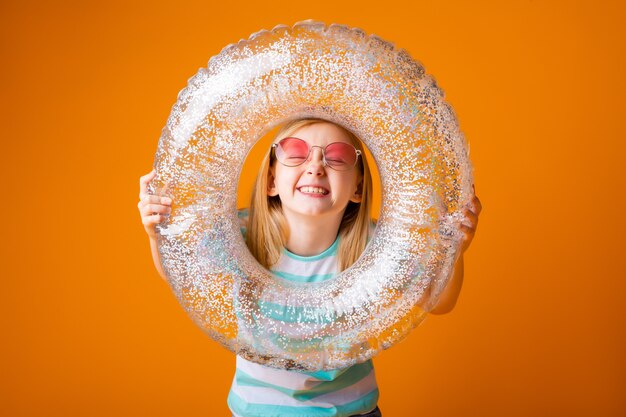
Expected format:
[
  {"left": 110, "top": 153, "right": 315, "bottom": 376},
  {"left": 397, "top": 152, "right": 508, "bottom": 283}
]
[
  {"left": 367, "top": 218, "right": 378, "bottom": 243},
  {"left": 238, "top": 208, "right": 249, "bottom": 239}
]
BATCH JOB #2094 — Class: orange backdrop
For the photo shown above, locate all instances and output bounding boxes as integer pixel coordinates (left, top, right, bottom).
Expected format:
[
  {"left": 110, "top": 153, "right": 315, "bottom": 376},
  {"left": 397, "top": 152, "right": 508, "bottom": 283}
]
[{"left": 2, "top": 0, "right": 625, "bottom": 416}]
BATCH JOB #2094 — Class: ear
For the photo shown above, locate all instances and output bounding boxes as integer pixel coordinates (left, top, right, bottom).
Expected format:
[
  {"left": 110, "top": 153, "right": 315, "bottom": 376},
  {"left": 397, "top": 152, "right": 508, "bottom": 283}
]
[
  {"left": 350, "top": 176, "right": 363, "bottom": 203},
  {"left": 267, "top": 166, "right": 279, "bottom": 197}
]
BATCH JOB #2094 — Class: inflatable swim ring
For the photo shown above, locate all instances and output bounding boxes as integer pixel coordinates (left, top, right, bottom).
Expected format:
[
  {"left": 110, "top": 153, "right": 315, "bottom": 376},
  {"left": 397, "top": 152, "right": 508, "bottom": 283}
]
[{"left": 149, "top": 20, "right": 473, "bottom": 371}]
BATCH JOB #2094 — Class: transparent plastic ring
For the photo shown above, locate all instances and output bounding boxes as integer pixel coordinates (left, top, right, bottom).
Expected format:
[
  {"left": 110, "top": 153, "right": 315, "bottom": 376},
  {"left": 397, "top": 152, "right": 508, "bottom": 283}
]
[{"left": 149, "top": 20, "right": 473, "bottom": 371}]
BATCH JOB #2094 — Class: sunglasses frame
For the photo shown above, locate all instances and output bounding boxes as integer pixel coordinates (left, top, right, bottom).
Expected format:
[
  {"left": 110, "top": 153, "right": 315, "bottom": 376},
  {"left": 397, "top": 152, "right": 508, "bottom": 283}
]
[{"left": 271, "top": 137, "right": 362, "bottom": 171}]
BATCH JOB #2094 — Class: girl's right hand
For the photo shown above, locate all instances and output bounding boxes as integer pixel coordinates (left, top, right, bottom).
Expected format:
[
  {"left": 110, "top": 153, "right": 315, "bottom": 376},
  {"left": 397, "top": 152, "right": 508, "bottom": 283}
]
[{"left": 138, "top": 169, "right": 172, "bottom": 239}]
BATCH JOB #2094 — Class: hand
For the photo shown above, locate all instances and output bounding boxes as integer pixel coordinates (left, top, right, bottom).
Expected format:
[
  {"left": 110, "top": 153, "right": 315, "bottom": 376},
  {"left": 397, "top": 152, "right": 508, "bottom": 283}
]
[
  {"left": 138, "top": 169, "right": 172, "bottom": 239},
  {"left": 459, "top": 185, "right": 481, "bottom": 253}
]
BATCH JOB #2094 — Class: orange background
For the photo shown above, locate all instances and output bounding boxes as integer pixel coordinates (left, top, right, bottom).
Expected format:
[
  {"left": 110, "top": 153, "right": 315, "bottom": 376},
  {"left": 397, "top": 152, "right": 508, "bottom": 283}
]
[{"left": 2, "top": 0, "right": 625, "bottom": 416}]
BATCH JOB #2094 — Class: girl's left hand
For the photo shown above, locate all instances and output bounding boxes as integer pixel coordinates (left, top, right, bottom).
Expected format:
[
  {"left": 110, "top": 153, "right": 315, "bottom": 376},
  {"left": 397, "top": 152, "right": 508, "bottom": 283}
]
[{"left": 459, "top": 185, "right": 482, "bottom": 253}]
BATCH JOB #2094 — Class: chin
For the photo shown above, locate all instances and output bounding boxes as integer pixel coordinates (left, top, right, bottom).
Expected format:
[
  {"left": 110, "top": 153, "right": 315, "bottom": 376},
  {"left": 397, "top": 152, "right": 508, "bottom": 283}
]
[
  {"left": 294, "top": 207, "right": 329, "bottom": 217},
  {"left": 283, "top": 202, "right": 331, "bottom": 218}
]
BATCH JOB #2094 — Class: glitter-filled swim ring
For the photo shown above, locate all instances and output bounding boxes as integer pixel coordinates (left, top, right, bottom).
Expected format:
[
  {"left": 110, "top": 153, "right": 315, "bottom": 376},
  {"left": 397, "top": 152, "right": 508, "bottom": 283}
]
[{"left": 150, "top": 20, "right": 473, "bottom": 371}]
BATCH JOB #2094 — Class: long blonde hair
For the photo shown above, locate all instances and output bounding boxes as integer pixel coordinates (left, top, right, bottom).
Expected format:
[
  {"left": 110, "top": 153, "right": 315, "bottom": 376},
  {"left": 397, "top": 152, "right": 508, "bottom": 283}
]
[{"left": 246, "top": 118, "right": 373, "bottom": 272}]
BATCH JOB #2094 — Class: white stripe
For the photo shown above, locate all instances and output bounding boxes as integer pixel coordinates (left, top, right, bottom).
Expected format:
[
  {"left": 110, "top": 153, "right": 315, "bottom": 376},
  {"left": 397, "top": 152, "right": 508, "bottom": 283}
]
[
  {"left": 230, "top": 369, "right": 377, "bottom": 407},
  {"left": 272, "top": 253, "right": 338, "bottom": 277},
  {"left": 236, "top": 356, "right": 323, "bottom": 390}
]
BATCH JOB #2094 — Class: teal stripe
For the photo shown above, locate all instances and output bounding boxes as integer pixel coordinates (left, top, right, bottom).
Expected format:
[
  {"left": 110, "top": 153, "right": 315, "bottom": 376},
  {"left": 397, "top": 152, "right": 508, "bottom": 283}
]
[
  {"left": 273, "top": 270, "right": 336, "bottom": 283},
  {"left": 228, "top": 387, "right": 379, "bottom": 417},
  {"left": 258, "top": 301, "right": 337, "bottom": 324},
  {"left": 235, "top": 360, "right": 372, "bottom": 401},
  {"left": 238, "top": 208, "right": 249, "bottom": 239},
  {"left": 283, "top": 236, "right": 339, "bottom": 261},
  {"left": 302, "top": 369, "right": 344, "bottom": 381},
  {"left": 237, "top": 208, "right": 249, "bottom": 218},
  {"left": 267, "top": 332, "right": 326, "bottom": 352},
  {"left": 301, "top": 360, "right": 372, "bottom": 382}
]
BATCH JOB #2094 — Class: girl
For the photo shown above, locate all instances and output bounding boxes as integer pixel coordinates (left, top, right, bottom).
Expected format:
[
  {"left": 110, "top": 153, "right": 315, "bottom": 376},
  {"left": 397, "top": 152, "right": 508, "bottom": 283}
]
[{"left": 138, "top": 118, "right": 481, "bottom": 417}]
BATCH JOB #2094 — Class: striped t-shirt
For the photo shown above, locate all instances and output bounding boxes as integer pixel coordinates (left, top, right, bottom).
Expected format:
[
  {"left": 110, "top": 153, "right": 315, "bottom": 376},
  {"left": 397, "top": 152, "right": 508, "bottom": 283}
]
[{"left": 228, "top": 211, "right": 379, "bottom": 417}]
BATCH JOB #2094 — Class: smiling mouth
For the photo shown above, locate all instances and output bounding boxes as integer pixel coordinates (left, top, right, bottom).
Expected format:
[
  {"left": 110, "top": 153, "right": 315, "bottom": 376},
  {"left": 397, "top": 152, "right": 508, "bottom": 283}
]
[{"left": 297, "top": 186, "right": 329, "bottom": 195}]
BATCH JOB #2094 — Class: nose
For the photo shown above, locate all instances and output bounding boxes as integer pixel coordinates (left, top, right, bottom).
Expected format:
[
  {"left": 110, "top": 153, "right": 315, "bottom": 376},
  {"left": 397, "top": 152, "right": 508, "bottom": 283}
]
[{"left": 306, "top": 146, "right": 325, "bottom": 176}]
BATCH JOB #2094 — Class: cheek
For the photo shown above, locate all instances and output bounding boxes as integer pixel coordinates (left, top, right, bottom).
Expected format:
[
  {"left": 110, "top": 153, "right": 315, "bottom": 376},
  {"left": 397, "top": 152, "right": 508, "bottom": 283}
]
[
  {"left": 333, "top": 173, "right": 358, "bottom": 195},
  {"left": 274, "top": 167, "right": 299, "bottom": 191}
]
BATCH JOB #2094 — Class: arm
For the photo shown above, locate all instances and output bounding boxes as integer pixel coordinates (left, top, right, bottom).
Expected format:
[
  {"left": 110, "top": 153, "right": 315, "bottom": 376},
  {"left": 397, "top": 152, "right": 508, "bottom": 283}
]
[
  {"left": 430, "top": 255, "right": 464, "bottom": 315},
  {"left": 149, "top": 236, "right": 167, "bottom": 280},
  {"left": 429, "top": 188, "right": 481, "bottom": 315}
]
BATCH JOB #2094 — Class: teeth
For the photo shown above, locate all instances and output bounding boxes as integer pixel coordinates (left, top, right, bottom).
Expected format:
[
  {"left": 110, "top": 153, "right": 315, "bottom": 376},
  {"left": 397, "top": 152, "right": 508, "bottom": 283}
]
[{"left": 300, "top": 186, "right": 328, "bottom": 195}]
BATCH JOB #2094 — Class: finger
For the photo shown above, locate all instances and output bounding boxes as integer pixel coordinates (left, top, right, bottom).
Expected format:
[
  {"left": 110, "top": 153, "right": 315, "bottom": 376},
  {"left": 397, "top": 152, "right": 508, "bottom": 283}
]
[
  {"left": 472, "top": 195, "right": 482, "bottom": 215},
  {"left": 465, "top": 194, "right": 482, "bottom": 216},
  {"left": 142, "top": 213, "right": 167, "bottom": 226},
  {"left": 459, "top": 224, "right": 475, "bottom": 251},
  {"left": 460, "top": 223, "right": 475, "bottom": 237},
  {"left": 462, "top": 208, "right": 478, "bottom": 229},
  {"left": 139, "top": 169, "right": 157, "bottom": 199},
  {"left": 460, "top": 223, "right": 475, "bottom": 241},
  {"left": 140, "top": 203, "right": 172, "bottom": 217},
  {"left": 140, "top": 194, "right": 172, "bottom": 205},
  {"left": 138, "top": 195, "right": 172, "bottom": 208}
]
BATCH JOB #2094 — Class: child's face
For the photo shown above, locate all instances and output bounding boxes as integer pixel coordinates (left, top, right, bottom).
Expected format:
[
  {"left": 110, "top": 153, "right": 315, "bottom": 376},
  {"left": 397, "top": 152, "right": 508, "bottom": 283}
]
[{"left": 268, "top": 122, "right": 362, "bottom": 220}]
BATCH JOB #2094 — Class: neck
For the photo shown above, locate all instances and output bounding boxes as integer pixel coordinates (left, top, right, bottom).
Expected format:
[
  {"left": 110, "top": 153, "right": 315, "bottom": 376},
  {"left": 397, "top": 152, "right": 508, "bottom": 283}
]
[{"left": 282, "top": 211, "right": 344, "bottom": 256}]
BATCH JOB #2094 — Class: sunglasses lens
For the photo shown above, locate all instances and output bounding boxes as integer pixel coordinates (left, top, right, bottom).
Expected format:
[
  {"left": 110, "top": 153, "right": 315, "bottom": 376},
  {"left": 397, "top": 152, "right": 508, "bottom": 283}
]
[
  {"left": 275, "top": 138, "right": 309, "bottom": 166},
  {"left": 324, "top": 143, "right": 357, "bottom": 170},
  {"left": 274, "top": 138, "right": 359, "bottom": 170}
]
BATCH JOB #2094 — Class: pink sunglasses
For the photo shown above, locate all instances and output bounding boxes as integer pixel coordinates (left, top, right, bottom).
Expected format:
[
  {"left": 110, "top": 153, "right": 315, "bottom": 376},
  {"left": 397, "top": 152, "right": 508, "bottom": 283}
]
[{"left": 271, "top": 137, "right": 362, "bottom": 171}]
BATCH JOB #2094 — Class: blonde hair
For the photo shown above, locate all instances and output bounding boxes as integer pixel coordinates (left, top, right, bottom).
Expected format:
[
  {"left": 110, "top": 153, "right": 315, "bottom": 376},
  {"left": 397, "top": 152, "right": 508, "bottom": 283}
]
[{"left": 246, "top": 118, "right": 373, "bottom": 272}]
